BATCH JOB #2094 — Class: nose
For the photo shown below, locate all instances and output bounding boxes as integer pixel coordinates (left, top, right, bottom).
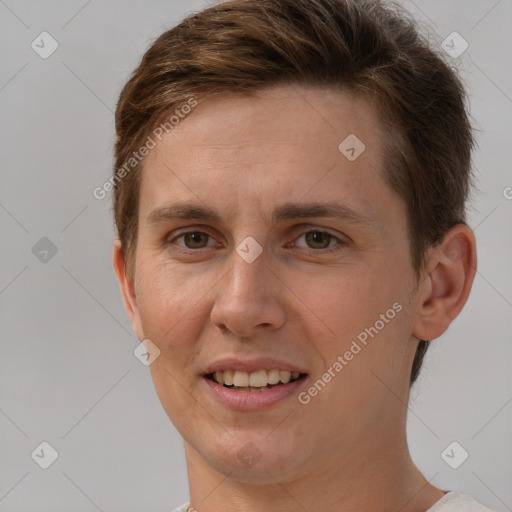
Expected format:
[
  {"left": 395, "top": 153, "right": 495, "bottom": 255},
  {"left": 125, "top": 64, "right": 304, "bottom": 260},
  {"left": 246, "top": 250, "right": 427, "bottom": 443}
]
[{"left": 210, "top": 247, "right": 286, "bottom": 338}]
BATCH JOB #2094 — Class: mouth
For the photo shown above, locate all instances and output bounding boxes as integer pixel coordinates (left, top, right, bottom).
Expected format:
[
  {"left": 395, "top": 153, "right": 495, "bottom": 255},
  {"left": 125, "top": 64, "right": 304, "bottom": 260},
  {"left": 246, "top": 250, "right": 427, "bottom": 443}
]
[{"left": 205, "top": 369, "right": 308, "bottom": 392}]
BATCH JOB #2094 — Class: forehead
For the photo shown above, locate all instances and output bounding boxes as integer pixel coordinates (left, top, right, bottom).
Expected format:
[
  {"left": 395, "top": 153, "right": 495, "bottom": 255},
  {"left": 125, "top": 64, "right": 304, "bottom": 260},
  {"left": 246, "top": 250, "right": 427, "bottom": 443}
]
[
  {"left": 151, "top": 85, "right": 383, "bottom": 159},
  {"left": 139, "top": 84, "right": 395, "bottom": 226}
]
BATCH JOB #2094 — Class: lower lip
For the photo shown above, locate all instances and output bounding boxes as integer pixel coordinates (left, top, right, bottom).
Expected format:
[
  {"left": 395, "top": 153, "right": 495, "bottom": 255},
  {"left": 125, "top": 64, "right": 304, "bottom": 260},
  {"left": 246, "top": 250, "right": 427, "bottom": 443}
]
[{"left": 202, "top": 376, "right": 307, "bottom": 410}]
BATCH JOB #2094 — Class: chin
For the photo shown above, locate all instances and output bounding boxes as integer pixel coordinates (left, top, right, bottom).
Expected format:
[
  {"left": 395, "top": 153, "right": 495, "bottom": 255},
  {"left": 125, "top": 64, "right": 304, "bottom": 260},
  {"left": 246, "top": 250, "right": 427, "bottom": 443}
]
[
  {"left": 190, "top": 429, "right": 312, "bottom": 484},
  {"left": 209, "top": 451, "right": 304, "bottom": 485}
]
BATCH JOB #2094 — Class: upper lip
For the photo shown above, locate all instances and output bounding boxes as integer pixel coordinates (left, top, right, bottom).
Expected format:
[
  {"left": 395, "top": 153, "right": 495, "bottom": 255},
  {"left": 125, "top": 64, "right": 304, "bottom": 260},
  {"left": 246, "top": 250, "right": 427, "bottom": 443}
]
[{"left": 204, "top": 357, "right": 309, "bottom": 375}]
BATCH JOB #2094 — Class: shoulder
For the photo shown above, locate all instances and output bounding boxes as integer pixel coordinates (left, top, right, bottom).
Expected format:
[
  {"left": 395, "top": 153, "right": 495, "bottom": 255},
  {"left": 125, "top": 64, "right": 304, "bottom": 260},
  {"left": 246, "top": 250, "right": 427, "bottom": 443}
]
[{"left": 428, "top": 491, "right": 496, "bottom": 512}]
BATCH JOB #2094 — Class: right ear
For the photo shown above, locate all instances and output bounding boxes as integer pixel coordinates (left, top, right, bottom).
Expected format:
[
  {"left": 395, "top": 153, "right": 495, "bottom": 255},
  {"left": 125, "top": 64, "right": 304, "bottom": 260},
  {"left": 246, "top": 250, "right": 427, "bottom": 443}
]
[{"left": 112, "top": 239, "right": 144, "bottom": 340}]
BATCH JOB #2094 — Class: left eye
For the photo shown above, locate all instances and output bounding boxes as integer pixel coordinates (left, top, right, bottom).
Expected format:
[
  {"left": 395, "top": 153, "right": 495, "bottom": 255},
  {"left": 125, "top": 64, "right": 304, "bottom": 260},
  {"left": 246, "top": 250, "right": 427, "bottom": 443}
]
[{"left": 293, "top": 230, "right": 344, "bottom": 251}]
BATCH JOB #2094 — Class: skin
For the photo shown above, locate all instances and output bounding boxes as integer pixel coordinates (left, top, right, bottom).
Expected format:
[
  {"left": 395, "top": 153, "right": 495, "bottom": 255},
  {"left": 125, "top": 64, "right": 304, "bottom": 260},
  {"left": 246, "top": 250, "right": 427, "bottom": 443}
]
[{"left": 113, "top": 84, "right": 477, "bottom": 512}]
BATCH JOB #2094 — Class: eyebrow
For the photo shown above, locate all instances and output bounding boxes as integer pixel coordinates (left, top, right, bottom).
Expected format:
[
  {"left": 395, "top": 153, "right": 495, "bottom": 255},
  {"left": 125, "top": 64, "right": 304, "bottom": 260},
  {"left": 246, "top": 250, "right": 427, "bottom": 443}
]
[{"left": 145, "top": 200, "right": 375, "bottom": 227}]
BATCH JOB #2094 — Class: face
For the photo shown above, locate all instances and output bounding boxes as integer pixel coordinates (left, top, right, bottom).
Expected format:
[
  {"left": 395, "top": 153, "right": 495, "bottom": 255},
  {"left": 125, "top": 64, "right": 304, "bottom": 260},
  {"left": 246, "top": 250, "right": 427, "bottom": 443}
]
[{"left": 121, "top": 85, "right": 422, "bottom": 483}]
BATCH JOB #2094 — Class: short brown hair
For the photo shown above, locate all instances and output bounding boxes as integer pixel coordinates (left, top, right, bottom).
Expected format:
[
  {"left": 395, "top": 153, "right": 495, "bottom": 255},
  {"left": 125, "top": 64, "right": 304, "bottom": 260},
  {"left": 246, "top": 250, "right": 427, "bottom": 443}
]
[{"left": 112, "top": 0, "right": 475, "bottom": 386}]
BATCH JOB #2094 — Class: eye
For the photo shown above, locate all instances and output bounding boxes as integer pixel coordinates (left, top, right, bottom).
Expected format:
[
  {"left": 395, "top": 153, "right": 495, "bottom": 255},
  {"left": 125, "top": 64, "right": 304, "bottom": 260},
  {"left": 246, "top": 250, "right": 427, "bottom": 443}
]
[
  {"left": 169, "top": 231, "right": 216, "bottom": 250},
  {"left": 292, "top": 229, "right": 346, "bottom": 252},
  {"left": 166, "top": 228, "right": 347, "bottom": 253}
]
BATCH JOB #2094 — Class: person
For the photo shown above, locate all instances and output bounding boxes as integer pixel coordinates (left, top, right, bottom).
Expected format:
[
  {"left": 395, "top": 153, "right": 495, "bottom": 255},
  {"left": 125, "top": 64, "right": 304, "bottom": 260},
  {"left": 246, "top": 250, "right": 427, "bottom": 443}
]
[{"left": 111, "top": 0, "right": 494, "bottom": 510}]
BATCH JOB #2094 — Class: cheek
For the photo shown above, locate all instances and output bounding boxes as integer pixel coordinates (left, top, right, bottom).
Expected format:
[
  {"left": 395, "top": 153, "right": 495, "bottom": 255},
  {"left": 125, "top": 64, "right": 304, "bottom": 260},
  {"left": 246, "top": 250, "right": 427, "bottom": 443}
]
[
  {"left": 293, "top": 263, "right": 412, "bottom": 387},
  {"left": 134, "top": 260, "right": 209, "bottom": 358},
  {"left": 289, "top": 265, "right": 390, "bottom": 342},
  {"left": 136, "top": 261, "right": 212, "bottom": 426}
]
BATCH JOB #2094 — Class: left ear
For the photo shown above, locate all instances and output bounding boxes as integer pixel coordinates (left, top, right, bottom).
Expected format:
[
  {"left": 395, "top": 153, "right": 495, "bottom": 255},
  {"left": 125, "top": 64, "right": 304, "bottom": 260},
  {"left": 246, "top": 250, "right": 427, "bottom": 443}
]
[{"left": 412, "top": 224, "right": 477, "bottom": 341}]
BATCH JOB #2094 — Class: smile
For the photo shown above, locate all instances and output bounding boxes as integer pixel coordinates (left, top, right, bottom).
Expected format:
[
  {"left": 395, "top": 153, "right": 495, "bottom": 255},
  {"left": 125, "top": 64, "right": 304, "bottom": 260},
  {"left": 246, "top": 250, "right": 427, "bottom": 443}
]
[
  {"left": 203, "top": 369, "right": 309, "bottom": 410},
  {"left": 207, "top": 369, "right": 306, "bottom": 391}
]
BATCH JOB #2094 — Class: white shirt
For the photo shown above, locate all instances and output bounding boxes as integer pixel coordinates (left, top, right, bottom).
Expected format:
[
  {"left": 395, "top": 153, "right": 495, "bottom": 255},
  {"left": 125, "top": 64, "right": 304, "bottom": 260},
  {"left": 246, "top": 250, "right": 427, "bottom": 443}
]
[
  {"left": 171, "top": 491, "right": 496, "bottom": 512},
  {"left": 428, "top": 491, "right": 495, "bottom": 511}
]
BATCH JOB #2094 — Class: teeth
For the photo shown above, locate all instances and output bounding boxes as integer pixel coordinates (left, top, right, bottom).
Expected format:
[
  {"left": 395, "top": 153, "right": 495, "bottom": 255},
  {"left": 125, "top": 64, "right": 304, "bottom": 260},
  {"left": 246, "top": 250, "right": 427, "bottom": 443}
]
[
  {"left": 279, "top": 370, "right": 291, "bottom": 384},
  {"left": 223, "top": 369, "right": 234, "bottom": 386},
  {"left": 233, "top": 370, "right": 249, "bottom": 387},
  {"left": 267, "top": 369, "right": 280, "bottom": 385},
  {"left": 249, "top": 369, "right": 268, "bottom": 387},
  {"left": 211, "top": 369, "right": 303, "bottom": 388}
]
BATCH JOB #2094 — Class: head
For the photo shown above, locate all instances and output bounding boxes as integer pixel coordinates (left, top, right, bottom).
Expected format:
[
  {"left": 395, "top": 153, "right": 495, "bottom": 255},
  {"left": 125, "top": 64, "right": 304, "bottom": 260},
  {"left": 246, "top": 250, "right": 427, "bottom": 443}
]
[{"left": 112, "top": 0, "right": 476, "bottom": 483}]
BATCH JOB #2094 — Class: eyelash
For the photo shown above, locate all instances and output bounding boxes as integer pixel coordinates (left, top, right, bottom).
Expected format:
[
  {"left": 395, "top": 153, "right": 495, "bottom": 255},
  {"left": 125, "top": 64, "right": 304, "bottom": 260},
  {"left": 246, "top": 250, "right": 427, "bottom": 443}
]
[{"left": 166, "top": 228, "right": 347, "bottom": 254}]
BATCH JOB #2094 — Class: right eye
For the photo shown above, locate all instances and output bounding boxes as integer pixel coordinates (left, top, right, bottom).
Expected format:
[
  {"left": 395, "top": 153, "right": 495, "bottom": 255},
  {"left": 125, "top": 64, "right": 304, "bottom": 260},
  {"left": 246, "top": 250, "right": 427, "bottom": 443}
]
[{"left": 167, "top": 230, "right": 217, "bottom": 250}]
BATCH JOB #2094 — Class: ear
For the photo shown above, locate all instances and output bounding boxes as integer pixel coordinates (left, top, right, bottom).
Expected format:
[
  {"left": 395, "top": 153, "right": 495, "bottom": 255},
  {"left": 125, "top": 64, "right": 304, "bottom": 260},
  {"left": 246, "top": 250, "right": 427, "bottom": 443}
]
[
  {"left": 113, "top": 239, "right": 144, "bottom": 340},
  {"left": 412, "top": 224, "right": 477, "bottom": 341}
]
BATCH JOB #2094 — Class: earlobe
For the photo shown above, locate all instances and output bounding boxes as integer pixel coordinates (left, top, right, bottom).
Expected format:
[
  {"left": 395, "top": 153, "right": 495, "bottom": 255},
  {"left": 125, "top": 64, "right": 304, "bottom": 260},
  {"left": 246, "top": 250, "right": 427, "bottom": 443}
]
[
  {"left": 412, "top": 225, "right": 477, "bottom": 341},
  {"left": 112, "top": 239, "right": 144, "bottom": 340}
]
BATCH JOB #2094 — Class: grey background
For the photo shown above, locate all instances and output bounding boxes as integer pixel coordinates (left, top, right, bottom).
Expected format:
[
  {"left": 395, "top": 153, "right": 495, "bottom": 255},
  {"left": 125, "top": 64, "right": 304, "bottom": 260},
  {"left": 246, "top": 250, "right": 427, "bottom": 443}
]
[{"left": 0, "top": 0, "right": 511, "bottom": 511}]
